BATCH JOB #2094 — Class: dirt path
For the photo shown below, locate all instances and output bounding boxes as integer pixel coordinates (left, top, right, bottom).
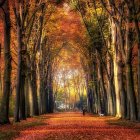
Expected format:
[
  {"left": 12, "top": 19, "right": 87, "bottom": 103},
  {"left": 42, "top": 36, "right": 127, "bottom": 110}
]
[{"left": 12, "top": 112, "right": 140, "bottom": 140}]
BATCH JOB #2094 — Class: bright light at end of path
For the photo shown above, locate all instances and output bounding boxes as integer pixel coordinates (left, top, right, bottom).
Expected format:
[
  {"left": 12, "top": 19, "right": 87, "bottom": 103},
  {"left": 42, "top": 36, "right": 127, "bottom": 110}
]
[{"left": 63, "top": 3, "right": 70, "bottom": 14}]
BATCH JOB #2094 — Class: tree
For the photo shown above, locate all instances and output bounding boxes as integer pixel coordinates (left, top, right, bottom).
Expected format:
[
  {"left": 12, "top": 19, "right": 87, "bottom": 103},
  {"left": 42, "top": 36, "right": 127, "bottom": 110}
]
[
  {"left": 0, "top": 0, "right": 12, "bottom": 124},
  {"left": 13, "top": 0, "right": 45, "bottom": 121}
]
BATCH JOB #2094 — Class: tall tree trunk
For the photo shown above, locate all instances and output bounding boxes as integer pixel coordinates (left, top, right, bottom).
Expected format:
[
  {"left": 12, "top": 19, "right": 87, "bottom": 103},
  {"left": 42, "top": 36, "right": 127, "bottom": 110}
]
[
  {"left": 19, "top": 76, "right": 26, "bottom": 120},
  {"left": 117, "top": 61, "right": 126, "bottom": 118},
  {"left": 48, "top": 81, "right": 54, "bottom": 113},
  {"left": 0, "top": 44, "right": 2, "bottom": 96},
  {"left": 125, "top": 9, "right": 137, "bottom": 120},
  {"left": 14, "top": 1, "right": 27, "bottom": 121},
  {"left": 112, "top": 23, "right": 122, "bottom": 117},
  {"left": 117, "top": 25, "right": 127, "bottom": 119},
  {"left": 107, "top": 54, "right": 114, "bottom": 115},
  {"left": 97, "top": 78, "right": 101, "bottom": 114},
  {"left": 126, "top": 62, "right": 137, "bottom": 120},
  {"left": 97, "top": 53, "right": 107, "bottom": 115},
  {"left": 25, "top": 77, "right": 30, "bottom": 117},
  {"left": 87, "top": 70, "right": 94, "bottom": 113},
  {"left": 0, "top": 0, "right": 11, "bottom": 124},
  {"left": 30, "top": 62, "right": 39, "bottom": 116},
  {"left": 138, "top": 46, "right": 140, "bottom": 121},
  {"left": 87, "top": 88, "right": 93, "bottom": 112},
  {"left": 48, "top": 64, "right": 54, "bottom": 113},
  {"left": 43, "top": 60, "right": 50, "bottom": 113},
  {"left": 15, "top": 25, "right": 22, "bottom": 122},
  {"left": 92, "top": 62, "right": 98, "bottom": 113},
  {"left": 39, "top": 66, "right": 45, "bottom": 114},
  {"left": 131, "top": 0, "right": 140, "bottom": 121},
  {"left": 39, "top": 66, "right": 44, "bottom": 114},
  {"left": 117, "top": 62, "right": 127, "bottom": 119}
]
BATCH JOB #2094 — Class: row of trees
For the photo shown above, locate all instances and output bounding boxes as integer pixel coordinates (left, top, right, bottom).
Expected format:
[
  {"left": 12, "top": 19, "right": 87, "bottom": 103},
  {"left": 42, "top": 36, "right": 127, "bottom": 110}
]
[
  {"left": 0, "top": 0, "right": 58, "bottom": 124},
  {"left": 71, "top": 0, "right": 140, "bottom": 121},
  {"left": 0, "top": 0, "right": 140, "bottom": 125},
  {"left": 0, "top": 0, "right": 86, "bottom": 125}
]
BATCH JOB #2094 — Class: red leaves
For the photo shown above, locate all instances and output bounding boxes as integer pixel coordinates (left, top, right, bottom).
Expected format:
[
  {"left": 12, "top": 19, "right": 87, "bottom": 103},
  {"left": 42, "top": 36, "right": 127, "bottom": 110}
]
[{"left": 0, "top": 112, "right": 137, "bottom": 140}]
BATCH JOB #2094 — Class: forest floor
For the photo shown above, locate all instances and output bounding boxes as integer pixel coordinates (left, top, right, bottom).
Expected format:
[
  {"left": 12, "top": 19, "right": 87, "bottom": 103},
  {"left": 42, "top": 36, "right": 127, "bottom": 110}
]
[{"left": 0, "top": 112, "right": 140, "bottom": 140}]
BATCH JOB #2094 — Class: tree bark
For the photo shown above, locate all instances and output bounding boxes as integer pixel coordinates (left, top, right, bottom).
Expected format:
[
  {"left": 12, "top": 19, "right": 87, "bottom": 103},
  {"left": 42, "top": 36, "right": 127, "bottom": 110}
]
[
  {"left": 92, "top": 62, "right": 98, "bottom": 114},
  {"left": 30, "top": 62, "right": 39, "bottom": 116},
  {"left": 48, "top": 64, "right": 54, "bottom": 113},
  {"left": 0, "top": 44, "right": 2, "bottom": 96},
  {"left": 125, "top": 7, "right": 137, "bottom": 120},
  {"left": 19, "top": 76, "right": 26, "bottom": 120},
  {"left": 126, "top": 62, "right": 137, "bottom": 120},
  {"left": 25, "top": 77, "right": 30, "bottom": 117},
  {"left": 130, "top": 0, "right": 140, "bottom": 121},
  {"left": 15, "top": 24, "right": 22, "bottom": 122},
  {"left": 97, "top": 52, "right": 107, "bottom": 115},
  {"left": 117, "top": 25, "right": 127, "bottom": 119},
  {"left": 138, "top": 48, "right": 140, "bottom": 120},
  {"left": 0, "top": 0, "right": 11, "bottom": 124}
]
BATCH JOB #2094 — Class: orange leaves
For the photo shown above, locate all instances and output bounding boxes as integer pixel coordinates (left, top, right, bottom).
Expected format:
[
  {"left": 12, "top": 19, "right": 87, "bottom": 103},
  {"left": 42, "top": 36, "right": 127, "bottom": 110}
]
[{"left": 1, "top": 112, "right": 139, "bottom": 140}]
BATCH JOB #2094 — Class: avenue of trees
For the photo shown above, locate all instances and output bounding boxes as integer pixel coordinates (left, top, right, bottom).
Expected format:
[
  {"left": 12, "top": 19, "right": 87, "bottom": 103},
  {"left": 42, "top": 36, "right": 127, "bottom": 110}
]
[
  {"left": 53, "top": 47, "right": 87, "bottom": 111},
  {"left": 0, "top": 0, "right": 57, "bottom": 124},
  {"left": 0, "top": 0, "right": 140, "bottom": 125},
  {"left": 71, "top": 0, "right": 140, "bottom": 121}
]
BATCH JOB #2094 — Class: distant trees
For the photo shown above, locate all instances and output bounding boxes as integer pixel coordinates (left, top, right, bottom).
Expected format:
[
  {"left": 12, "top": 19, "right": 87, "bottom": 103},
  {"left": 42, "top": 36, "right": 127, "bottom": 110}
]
[{"left": 53, "top": 50, "right": 87, "bottom": 111}]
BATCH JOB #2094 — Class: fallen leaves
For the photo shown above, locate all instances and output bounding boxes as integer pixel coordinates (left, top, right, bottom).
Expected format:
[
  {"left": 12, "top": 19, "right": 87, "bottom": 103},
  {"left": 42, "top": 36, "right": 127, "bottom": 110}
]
[{"left": 0, "top": 112, "right": 140, "bottom": 140}]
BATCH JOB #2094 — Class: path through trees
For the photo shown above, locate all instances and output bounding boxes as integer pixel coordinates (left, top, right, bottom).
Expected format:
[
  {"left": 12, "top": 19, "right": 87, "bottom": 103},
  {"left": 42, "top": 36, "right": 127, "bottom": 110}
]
[
  {"left": 0, "top": 0, "right": 140, "bottom": 127},
  {"left": 0, "top": 112, "right": 140, "bottom": 140}
]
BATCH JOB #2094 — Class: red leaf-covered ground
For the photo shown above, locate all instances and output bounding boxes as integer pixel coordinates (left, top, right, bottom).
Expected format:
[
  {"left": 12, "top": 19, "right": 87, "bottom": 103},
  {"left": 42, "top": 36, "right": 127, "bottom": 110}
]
[{"left": 0, "top": 112, "right": 140, "bottom": 140}]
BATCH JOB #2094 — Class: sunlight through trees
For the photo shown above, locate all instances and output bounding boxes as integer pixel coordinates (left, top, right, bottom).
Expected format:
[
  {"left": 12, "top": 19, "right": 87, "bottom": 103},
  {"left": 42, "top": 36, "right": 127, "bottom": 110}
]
[{"left": 0, "top": 0, "right": 140, "bottom": 125}]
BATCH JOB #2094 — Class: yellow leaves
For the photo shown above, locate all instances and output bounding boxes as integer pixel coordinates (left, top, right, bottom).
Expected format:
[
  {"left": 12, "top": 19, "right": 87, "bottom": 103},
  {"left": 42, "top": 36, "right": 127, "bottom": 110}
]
[
  {"left": 69, "top": 0, "right": 78, "bottom": 11},
  {"left": 50, "top": 14, "right": 56, "bottom": 21}
]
